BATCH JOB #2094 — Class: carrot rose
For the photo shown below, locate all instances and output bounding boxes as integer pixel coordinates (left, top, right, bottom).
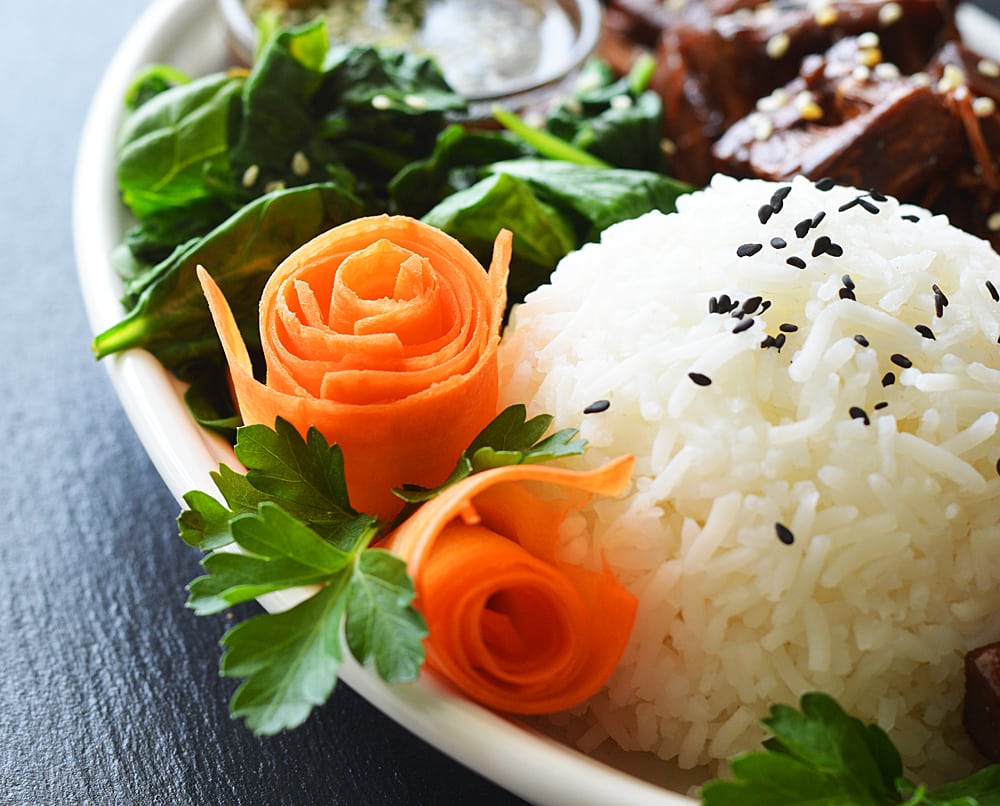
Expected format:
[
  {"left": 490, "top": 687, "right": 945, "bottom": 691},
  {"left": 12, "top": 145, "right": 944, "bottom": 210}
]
[
  {"left": 198, "top": 216, "right": 510, "bottom": 519},
  {"left": 383, "top": 455, "right": 637, "bottom": 714}
]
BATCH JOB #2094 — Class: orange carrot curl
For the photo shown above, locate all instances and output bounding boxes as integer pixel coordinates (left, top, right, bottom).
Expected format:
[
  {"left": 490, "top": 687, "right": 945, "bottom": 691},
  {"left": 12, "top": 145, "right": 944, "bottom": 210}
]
[
  {"left": 198, "top": 216, "right": 510, "bottom": 519},
  {"left": 383, "top": 455, "right": 638, "bottom": 714}
]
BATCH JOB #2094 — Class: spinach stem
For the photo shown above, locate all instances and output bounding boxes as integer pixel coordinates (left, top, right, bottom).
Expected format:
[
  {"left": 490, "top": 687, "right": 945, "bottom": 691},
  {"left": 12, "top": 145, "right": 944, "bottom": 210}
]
[{"left": 491, "top": 104, "right": 611, "bottom": 169}]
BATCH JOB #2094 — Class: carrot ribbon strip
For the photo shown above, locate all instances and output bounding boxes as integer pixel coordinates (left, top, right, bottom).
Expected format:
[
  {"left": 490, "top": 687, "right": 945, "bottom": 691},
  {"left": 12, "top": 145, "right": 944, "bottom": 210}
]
[
  {"left": 383, "top": 455, "right": 638, "bottom": 714},
  {"left": 198, "top": 215, "right": 510, "bottom": 519}
]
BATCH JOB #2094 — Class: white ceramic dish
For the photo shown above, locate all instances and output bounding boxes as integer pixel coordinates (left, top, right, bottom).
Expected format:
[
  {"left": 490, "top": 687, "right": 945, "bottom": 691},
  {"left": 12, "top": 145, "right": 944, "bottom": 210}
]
[{"left": 73, "top": 1, "right": 1000, "bottom": 804}]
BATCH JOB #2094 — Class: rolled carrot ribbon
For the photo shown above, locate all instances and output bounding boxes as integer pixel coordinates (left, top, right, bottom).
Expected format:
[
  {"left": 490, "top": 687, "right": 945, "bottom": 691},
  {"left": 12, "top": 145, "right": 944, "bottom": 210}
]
[
  {"left": 198, "top": 215, "right": 510, "bottom": 519},
  {"left": 383, "top": 455, "right": 638, "bottom": 714}
]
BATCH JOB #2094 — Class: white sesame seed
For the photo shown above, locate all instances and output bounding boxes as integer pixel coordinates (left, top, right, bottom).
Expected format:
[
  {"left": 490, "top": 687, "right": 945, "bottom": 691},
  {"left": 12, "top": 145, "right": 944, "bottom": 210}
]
[
  {"left": 766, "top": 32, "right": 790, "bottom": 59},
  {"left": 371, "top": 94, "right": 392, "bottom": 110},
  {"left": 264, "top": 180, "right": 286, "bottom": 194},
  {"left": 610, "top": 94, "right": 634, "bottom": 111},
  {"left": 852, "top": 65, "right": 872, "bottom": 82},
  {"left": 404, "top": 93, "right": 427, "bottom": 110},
  {"left": 858, "top": 46, "right": 883, "bottom": 67},
  {"left": 815, "top": 5, "right": 838, "bottom": 26},
  {"left": 911, "top": 71, "right": 931, "bottom": 87},
  {"left": 756, "top": 88, "right": 789, "bottom": 112},
  {"left": 937, "top": 63, "right": 966, "bottom": 93},
  {"left": 973, "top": 96, "right": 997, "bottom": 117},
  {"left": 291, "top": 151, "right": 310, "bottom": 177},
  {"left": 748, "top": 113, "right": 774, "bottom": 140},
  {"left": 878, "top": 2, "right": 903, "bottom": 25},
  {"left": 989, "top": 211, "right": 1000, "bottom": 232},
  {"left": 874, "top": 62, "right": 901, "bottom": 80},
  {"left": 857, "top": 32, "right": 881, "bottom": 49},
  {"left": 660, "top": 138, "right": 677, "bottom": 156},
  {"left": 978, "top": 58, "right": 1000, "bottom": 78},
  {"left": 241, "top": 164, "right": 260, "bottom": 188}
]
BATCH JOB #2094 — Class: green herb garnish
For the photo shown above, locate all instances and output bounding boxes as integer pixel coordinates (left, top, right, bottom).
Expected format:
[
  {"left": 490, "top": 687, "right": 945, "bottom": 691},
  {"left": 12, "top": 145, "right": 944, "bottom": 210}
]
[{"left": 701, "top": 692, "right": 1000, "bottom": 805}]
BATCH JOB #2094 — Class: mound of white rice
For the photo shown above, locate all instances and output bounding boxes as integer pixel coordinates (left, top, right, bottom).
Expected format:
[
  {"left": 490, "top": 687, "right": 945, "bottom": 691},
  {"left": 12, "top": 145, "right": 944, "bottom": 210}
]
[{"left": 497, "top": 174, "right": 1000, "bottom": 782}]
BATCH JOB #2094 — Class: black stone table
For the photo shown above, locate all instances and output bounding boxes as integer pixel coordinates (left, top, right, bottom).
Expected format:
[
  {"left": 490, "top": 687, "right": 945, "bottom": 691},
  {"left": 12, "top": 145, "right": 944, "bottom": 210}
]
[{"left": 2, "top": 1, "right": 998, "bottom": 803}]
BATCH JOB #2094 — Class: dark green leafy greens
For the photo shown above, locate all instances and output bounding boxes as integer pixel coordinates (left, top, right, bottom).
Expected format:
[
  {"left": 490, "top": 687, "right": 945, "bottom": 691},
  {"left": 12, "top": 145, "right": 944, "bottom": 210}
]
[
  {"left": 178, "top": 405, "right": 588, "bottom": 734},
  {"left": 700, "top": 692, "right": 1000, "bottom": 805}
]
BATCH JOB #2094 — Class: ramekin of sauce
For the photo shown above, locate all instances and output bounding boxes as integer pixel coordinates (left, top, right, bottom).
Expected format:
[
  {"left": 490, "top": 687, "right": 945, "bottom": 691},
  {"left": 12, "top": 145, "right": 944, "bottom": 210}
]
[{"left": 218, "top": 0, "right": 602, "bottom": 117}]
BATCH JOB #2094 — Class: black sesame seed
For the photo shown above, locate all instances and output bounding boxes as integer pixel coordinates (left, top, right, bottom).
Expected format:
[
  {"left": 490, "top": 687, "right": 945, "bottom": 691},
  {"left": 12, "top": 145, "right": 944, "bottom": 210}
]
[
  {"left": 771, "top": 186, "right": 792, "bottom": 204},
  {"left": 718, "top": 294, "right": 733, "bottom": 313},
  {"left": 854, "top": 334, "right": 869, "bottom": 347},
  {"left": 742, "top": 295, "right": 763, "bottom": 315},
  {"left": 816, "top": 177, "right": 836, "bottom": 191},
  {"left": 812, "top": 210, "right": 826, "bottom": 227},
  {"left": 759, "top": 300, "right": 772, "bottom": 313},
  {"left": 826, "top": 242, "right": 844, "bottom": 257},
  {"left": 787, "top": 256, "right": 807, "bottom": 269},
  {"left": 874, "top": 401, "right": 889, "bottom": 410},
  {"left": 839, "top": 287, "right": 857, "bottom": 300},
  {"left": 709, "top": 295, "right": 719, "bottom": 314},
  {"left": 841, "top": 274, "right": 855, "bottom": 289},
  {"left": 849, "top": 406, "right": 871, "bottom": 425},
  {"left": 771, "top": 237, "right": 787, "bottom": 249},
  {"left": 737, "top": 243, "right": 763, "bottom": 257},
  {"left": 775, "top": 522, "right": 795, "bottom": 545},
  {"left": 987, "top": 280, "right": 999, "bottom": 302},
  {"left": 812, "top": 235, "right": 832, "bottom": 257},
  {"left": 733, "top": 317, "right": 755, "bottom": 334},
  {"left": 882, "top": 371, "right": 896, "bottom": 386},
  {"left": 902, "top": 214, "right": 920, "bottom": 223},
  {"left": 932, "top": 284, "right": 949, "bottom": 318},
  {"left": 761, "top": 335, "right": 776, "bottom": 349},
  {"left": 779, "top": 323, "right": 799, "bottom": 333},
  {"left": 890, "top": 353, "right": 913, "bottom": 369},
  {"left": 758, "top": 204, "right": 775, "bottom": 224},
  {"left": 584, "top": 399, "right": 611, "bottom": 414},
  {"left": 915, "top": 324, "right": 936, "bottom": 340},
  {"left": 857, "top": 197, "right": 880, "bottom": 214},
  {"left": 794, "top": 219, "right": 812, "bottom": 239},
  {"left": 688, "top": 372, "right": 712, "bottom": 386},
  {"left": 774, "top": 332, "right": 787, "bottom": 349},
  {"left": 869, "top": 189, "right": 888, "bottom": 202},
  {"left": 838, "top": 198, "right": 860, "bottom": 212},
  {"left": 996, "top": 457, "right": 1000, "bottom": 477}
]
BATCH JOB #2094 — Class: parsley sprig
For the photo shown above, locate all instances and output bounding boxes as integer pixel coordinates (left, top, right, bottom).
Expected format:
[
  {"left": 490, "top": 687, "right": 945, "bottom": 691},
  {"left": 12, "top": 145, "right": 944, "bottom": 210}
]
[
  {"left": 701, "top": 692, "right": 1000, "bottom": 805},
  {"left": 176, "top": 406, "right": 587, "bottom": 734}
]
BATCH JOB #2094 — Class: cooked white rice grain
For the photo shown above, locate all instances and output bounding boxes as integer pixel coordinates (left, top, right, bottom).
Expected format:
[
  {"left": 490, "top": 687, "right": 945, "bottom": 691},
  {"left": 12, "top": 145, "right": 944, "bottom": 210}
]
[{"left": 499, "top": 174, "right": 1000, "bottom": 783}]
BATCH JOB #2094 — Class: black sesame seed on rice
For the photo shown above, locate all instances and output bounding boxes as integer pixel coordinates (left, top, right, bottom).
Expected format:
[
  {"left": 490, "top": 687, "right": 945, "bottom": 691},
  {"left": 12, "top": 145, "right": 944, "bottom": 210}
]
[
  {"left": 816, "top": 177, "right": 836, "bottom": 191},
  {"left": 758, "top": 204, "right": 775, "bottom": 224},
  {"left": 708, "top": 296, "right": 719, "bottom": 314},
  {"left": 812, "top": 236, "right": 833, "bottom": 257},
  {"left": 733, "top": 317, "right": 755, "bottom": 334},
  {"left": 854, "top": 334, "right": 870, "bottom": 347},
  {"left": 583, "top": 399, "right": 611, "bottom": 414},
  {"left": 874, "top": 401, "right": 889, "bottom": 410},
  {"left": 849, "top": 406, "right": 871, "bottom": 425},
  {"left": 996, "top": 457, "right": 1000, "bottom": 477},
  {"left": 869, "top": 189, "right": 888, "bottom": 202},
  {"left": 787, "top": 256, "right": 807, "bottom": 269},
  {"left": 688, "top": 372, "right": 712, "bottom": 386},
  {"left": 839, "top": 287, "right": 857, "bottom": 300},
  {"left": 742, "top": 296, "right": 763, "bottom": 315},
  {"left": 794, "top": 219, "right": 812, "bottom": 239},
  {"left": 841, "top": 274, "right": 855, "bottom": 289},
  {"left": 771, "top": 186, "right": 792, "bottom": 207},
  {"left": 771, "top": 237, "right": 787, "bottom": 249},
  {"left": 902, "top": 214, "right": 920, "bottom": 223},
  {"left": 987, "top": 280, "right": 999, "bottom": 302},
  {"left": 737, "top": 242, "right": 763, "bottom": 257},
  {"left": 891, "top": 353, "right": 913, "bottom": 369},
  {"left": 915, "top": 324, "right": 936, "bottom": 340},
  {"left": 882, "top": 371, "right": 896, "bottom": 386},
  {"left": 857, "top": 197, "right": 880, "bottom": 214},
  {"left": 812, "top": 210, "right": 826, "bottom": 228},
  {"left": 775, "top": 522, "right": 795, "bottom": 545},
  {"left": 780, "top": 323, "right": 799, "bottom": 333}
]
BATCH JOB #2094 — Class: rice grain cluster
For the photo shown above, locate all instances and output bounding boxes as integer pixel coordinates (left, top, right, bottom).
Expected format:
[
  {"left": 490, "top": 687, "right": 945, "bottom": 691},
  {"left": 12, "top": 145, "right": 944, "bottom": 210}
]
[{"left": 497, "top": 174, "right": 1000, "bottom": 782}]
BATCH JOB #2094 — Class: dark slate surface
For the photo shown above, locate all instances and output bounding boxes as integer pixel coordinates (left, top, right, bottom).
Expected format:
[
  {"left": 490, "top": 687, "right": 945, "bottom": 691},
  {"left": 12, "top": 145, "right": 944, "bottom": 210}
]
[{"left": 2, "top": 1, "right": 999, "bottom": 804}]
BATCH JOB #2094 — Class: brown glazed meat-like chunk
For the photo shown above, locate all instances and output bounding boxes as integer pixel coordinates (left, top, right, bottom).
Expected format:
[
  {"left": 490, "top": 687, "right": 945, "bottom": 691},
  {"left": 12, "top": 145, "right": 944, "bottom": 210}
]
[
  {"left": 639, "top": 0, "right": 957, "bottom": 183},
  {"left": 965, "top": 642, "right": 1000, "bottom": 762},
  {"left": 711, "top": 36, "right": 964, "bottom": 198}
]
